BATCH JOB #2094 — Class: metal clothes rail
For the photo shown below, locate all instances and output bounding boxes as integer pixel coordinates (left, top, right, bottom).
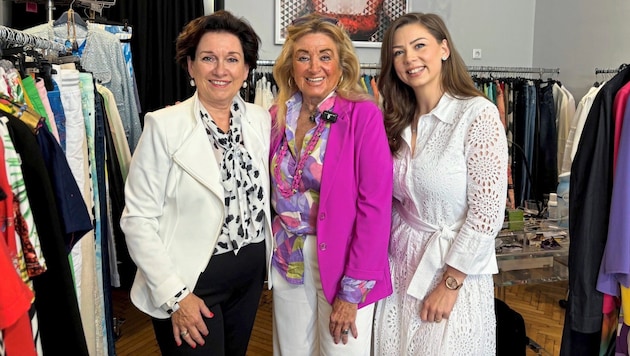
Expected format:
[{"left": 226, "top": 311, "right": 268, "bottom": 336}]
[
  {"left": 0, "top": 25, "right": 66, "bottom": 52},
  {"left": 467, "top": 66, "right": 560, "bottom": 76},
  {"left": 595, "top": 63, "right": 628, "bottom": 74},
  {"left": 258, "top": 61, "right": 561, "bottom": 76}
]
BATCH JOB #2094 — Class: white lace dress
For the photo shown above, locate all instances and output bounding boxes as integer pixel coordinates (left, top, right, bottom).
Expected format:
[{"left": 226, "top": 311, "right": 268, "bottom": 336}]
[{"left": 373, "top": 94, "right": 508, "bottom": 355}]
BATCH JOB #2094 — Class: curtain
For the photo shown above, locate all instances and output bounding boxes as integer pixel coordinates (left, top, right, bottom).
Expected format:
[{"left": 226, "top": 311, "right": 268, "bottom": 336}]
[{"left": 104, "top": 0, "right": 205, "bottom": 116}]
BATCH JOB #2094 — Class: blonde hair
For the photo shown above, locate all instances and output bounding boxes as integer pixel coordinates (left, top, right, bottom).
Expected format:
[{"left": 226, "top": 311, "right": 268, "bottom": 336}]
[{"left": 272, "top": 13, "right": 372, "bottom": 134}]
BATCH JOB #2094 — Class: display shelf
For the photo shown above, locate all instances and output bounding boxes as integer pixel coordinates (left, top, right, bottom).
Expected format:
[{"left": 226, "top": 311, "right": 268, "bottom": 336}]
[
  {"left": 494, "top": 218, "right": 568, "bottom": 356},
  {"left": 494, "top": 219, "right": 569, "bottom": 287},
  {"left": 494, "top": 258, "right": 569, "bottom": 286}
]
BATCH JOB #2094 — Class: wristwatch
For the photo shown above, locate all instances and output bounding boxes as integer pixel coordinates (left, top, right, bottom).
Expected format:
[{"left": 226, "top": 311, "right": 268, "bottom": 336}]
[{"left": 444, "top": 275, "right": 463, "bottom": 290}]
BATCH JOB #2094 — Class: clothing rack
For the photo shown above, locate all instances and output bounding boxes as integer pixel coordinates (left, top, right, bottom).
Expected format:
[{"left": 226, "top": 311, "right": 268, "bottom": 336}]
[
  {"left": 0, "top": 25, "right": 65, "bottom": 52},
  {"left": 595, "top": 63, "right": 628, "bottom": 74},
  {"left": 467, "top": 66, "right": 560, "bottom": 77},
  {"left": 257, "top": 59, "right": 275, "bottom": 67}
]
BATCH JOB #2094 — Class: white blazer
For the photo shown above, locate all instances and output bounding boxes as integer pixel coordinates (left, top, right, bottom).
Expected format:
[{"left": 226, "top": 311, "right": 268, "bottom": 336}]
[{"left": 120, "top": 93, "right": 272, "bottom": 319}]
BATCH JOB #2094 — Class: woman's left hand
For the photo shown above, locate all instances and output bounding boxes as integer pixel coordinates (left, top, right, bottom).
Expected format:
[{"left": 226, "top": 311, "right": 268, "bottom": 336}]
[
  {"left": 329, "top": 297, "right": 358, "bottom": 345},
  {"left": 420, "top": 283, "right": 458, "bottom": 323}
]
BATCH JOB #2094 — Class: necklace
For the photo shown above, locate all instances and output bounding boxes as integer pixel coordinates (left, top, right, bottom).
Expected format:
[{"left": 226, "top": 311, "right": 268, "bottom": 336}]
[
  {"left": 308, "top": 110, "right": 319, "bottom": 122},
  {"left": 274, "top": 118, "right": 327, "bottom": 198}
]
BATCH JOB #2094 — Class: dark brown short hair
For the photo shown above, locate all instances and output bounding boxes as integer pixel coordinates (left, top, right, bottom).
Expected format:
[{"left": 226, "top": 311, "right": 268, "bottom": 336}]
[{"left": 175, "top": 10, "right": 260, "bottom": 71}]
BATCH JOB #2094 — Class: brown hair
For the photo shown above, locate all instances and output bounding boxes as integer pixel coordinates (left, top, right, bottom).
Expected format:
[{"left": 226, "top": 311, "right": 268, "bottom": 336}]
[
  {"left": 175, "top": 10, "right": 260, "bottom": 72},
  {"left": 379, "top": 12, "right": 483, "bottom": 155},
  {"left": 272, "top": 13, "right": 372, "bottom": 134}
]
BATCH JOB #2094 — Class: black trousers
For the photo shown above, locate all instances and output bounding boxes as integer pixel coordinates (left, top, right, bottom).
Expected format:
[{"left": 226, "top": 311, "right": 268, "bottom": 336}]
[{"left": 152, "top": 241, "right": 266, "bottom": 356}]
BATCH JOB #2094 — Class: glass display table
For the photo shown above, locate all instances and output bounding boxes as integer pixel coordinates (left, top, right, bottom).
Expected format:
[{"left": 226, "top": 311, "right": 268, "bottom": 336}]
[
  {"left": 494, "top": 219, "right": 569, "bottom": 355},
  {"left": 494, "top": 219, "right": 569, "bottom": 289}
]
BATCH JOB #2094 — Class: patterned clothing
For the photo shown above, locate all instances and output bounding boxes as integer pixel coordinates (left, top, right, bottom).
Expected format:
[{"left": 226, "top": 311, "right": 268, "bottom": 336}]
[
  {"left": 199, "top": 98, "right": 266, "bottom": 256},
  {"left": 271, "top": 92, "right": 333, "bottom": 283},
  {"left": 271, "top": 92, "right": 374, "bottom": 303},
  {"left": 0, "top": 117, "right": 45, "bottom": 283},
  {"left": 24, "top": 22, "right": 142, "bottom": 152}
]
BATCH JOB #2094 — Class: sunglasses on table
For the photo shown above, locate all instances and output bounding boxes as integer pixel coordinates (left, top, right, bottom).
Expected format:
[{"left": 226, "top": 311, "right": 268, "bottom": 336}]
[{"left": 291, "top": 15, "right": 339, "bottom": 26}]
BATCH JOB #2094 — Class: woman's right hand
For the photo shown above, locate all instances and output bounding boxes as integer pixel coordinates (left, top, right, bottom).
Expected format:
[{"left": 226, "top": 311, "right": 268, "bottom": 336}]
[
  {"left": 329, "top": 297, "right": 358, "bottom": 345},
  {"left": 171, "top": 293, "right": 214, "bottom": 348}
]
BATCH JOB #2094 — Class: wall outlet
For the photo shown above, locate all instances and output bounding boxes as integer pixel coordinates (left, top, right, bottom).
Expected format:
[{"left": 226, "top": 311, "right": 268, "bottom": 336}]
[{"left": 472, "top": 48, "right": 482, "bottom": 60}]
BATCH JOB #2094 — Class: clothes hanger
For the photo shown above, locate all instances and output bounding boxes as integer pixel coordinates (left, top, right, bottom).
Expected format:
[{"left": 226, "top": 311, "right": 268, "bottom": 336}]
[
  {"left": 53, "top": 2, "right": 88, "bottom": 56},
  {"left": 53, "top": 1, "right": 88, "bottom": 28}
]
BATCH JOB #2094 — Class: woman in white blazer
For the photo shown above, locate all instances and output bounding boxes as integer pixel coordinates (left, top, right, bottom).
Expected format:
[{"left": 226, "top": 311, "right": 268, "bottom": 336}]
[{"left": 120, "top": 11, "right": 272, "bottom": 355}]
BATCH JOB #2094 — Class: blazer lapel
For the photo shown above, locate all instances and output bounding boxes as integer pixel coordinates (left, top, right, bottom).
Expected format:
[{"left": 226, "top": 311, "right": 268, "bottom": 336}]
[
  {"left": 171, "top": 120, "right": 223, "bottom": 198},
  {"left": 319, "top": 99, "right": 350, "bottom": 204}
]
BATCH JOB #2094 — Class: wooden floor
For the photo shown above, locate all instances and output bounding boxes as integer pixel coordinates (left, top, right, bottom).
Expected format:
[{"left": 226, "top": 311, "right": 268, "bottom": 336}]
[{"left": 113, "top": 281, "right": 568, "bottom": 356}]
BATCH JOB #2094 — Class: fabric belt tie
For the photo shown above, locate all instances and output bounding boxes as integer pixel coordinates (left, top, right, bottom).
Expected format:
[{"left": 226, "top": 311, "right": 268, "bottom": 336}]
[{"left": 393, "top": 199, "right": 464, "bottom": 300}]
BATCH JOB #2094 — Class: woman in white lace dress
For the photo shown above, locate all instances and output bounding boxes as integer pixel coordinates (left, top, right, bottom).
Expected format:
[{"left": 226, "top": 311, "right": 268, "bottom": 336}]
[{"left": 373, "top": 13, "right": 508, "bottom": 355}]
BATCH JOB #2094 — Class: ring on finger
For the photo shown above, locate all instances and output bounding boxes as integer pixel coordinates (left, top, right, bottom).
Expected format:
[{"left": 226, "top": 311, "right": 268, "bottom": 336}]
[
  {"left": 341, "top": 329, "right": 349, "bottom": 335},
  {"left": 435, "top": 318, "right": 442, "bottom": 323},
  {"left": 180, "top": 330, "right": 189, "bottom": 337}
]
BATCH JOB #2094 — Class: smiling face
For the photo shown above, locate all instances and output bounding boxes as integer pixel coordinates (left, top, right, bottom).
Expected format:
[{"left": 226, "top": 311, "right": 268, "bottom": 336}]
[
  {"left": 187, "top": 31, "right": 249, "bottom": 110},
  {"left": 391, "top": 23, "right": 449, "bottom": 94},
  {"left": 291, "top": 32, "right": 343, "bottom": 107}
]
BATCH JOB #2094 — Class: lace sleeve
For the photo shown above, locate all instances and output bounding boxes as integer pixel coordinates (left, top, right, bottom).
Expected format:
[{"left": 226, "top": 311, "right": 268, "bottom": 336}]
[
  {"left": 466, "top": 105, "right": 509, "bottom": 234},
  {"left": 445, "top": 104, "right": 508, "bottom": 274}
]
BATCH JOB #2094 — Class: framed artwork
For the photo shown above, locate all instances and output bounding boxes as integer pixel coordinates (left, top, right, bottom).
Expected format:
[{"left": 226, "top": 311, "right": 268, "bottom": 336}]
[{"left": 275, "top": 0, "right": 409, "bottom": 48}]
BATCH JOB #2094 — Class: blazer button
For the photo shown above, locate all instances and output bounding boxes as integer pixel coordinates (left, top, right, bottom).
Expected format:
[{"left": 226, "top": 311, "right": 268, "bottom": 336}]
[
  {"left": 319, "top": 212, "right": 326, "bottom": 220},
  {"left": 319, "top": 243, "right": 327, "bottom": 251}
]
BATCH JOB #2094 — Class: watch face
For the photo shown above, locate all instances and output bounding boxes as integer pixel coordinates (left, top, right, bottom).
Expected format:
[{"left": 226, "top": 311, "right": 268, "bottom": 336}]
[{"left": 446, "top": 276, "right": 460, "bottom": 290}]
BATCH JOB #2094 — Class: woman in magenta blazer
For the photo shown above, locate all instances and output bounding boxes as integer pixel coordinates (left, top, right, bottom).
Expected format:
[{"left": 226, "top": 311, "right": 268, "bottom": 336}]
[{"left": 268, "top": 14, "right": 393, "bottom": 356}]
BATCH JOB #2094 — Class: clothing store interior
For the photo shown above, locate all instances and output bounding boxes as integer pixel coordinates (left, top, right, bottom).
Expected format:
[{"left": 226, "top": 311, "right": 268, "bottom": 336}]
[{"left": 1, "top": 0, "right": 630, "bottom": 355}]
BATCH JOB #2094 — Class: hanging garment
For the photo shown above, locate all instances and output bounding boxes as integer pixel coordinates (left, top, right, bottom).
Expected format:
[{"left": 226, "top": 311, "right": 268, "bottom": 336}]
[
  {"left": 561, "top": 66, "right": 630, "bottom": 356},
  {"left": 552, "top": 83, "right": 576, "bottom": 173},
  {"left": 4, "top": 113, "right": 89, "bottom": 355},
  {"left": 91, "top": 23, "right": 142, "bottom": 115},
  {"left": 23, "top": 22, "right": 142, "bottom": 152},
  {"left": 0, "top": 130, "right": 37, "bottom": 356},
  {"left": 561, "top": 85, "right": 603, "bottom": 174}
]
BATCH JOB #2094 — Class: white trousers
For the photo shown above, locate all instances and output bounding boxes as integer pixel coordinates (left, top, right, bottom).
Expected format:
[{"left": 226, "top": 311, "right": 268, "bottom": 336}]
[{"left": 272, "top": 236, "right": 374, "bottom": 356}]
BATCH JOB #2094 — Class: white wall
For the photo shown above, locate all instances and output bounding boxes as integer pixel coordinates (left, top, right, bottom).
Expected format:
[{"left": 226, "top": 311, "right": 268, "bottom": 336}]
[
  {"left": 223, "top": 0, "right": 536, "bottom": 67},
  {"left": 4, "top": 0, "right": 627, "bottom": 103},
  {"left": 224, "top": 0, "right": 630, "bottom": 103},
  {"left": 533, "top": 0, "right": 630, "bottom": 101}
]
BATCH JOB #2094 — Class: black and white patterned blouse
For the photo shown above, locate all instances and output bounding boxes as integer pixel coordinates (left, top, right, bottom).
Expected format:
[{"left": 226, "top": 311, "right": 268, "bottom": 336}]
[{"left": 199, "top": 100, "right": 266, "bottom": 255}]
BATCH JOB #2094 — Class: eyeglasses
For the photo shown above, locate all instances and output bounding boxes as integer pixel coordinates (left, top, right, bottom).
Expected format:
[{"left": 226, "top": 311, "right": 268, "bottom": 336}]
[{"left": 291, "top": 15, "right": 339, "bottom": 27}]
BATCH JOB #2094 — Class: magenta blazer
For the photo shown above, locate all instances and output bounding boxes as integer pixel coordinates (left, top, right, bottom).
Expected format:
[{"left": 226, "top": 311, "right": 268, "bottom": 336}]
[{"left": 271, "top": 96, "right": 393, "bottom": 308}]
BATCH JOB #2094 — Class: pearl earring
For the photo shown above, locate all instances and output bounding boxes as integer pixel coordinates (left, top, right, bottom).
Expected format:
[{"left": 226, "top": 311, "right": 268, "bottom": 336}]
[
  {"left": 242, "top": 81, "right": 248, "bottom": 89},
  {"left": 442, "top": 56, "right": 448, "bottom": 61},
  {"left": 189, "top": 78, "right": 195, "bottom": 87}
]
